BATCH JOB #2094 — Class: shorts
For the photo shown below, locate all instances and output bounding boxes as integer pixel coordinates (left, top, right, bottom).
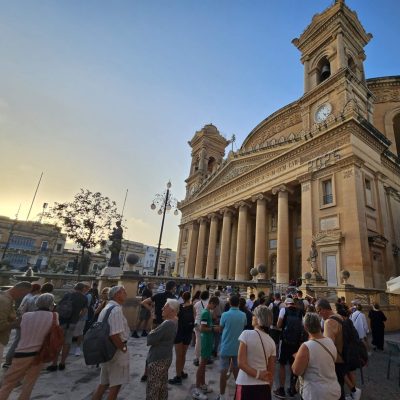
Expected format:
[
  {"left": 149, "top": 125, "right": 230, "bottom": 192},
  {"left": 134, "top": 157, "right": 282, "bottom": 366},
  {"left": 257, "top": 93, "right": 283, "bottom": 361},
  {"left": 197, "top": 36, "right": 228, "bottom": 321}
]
[
  {"left": 220, "top": 355, "right": 238, "bottom": 371},
  {"left": 278, "top": 341, "right": 299, "bottom": 365},
  {"left": 61, "top": 323, "right": 77, "bottom": 345},
  {"left": 174, "top": 330, "right": 192, "bottom": 346},
  {"left": 139, "top": 306, "right": 151, "bottom": 321},
  {"left": 73, "top": 320, "right": 86, "bottom": 337},
  {"left": 100, "top": 349, "right": 130, "bottom": 387}
]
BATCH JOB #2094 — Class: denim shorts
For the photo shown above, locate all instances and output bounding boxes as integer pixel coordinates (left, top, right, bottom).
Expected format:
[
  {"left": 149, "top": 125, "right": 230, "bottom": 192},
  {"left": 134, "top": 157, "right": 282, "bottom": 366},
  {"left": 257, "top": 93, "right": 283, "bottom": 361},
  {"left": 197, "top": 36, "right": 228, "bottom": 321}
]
[{"left": 219, "top": 355, "right": 238, "bottom": 371}]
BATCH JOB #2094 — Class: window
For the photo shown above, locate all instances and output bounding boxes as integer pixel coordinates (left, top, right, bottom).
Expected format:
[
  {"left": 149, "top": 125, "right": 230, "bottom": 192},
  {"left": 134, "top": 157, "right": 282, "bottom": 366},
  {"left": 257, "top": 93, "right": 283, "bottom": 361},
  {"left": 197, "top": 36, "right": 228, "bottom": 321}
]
[
  {"left": 183, "top": 229, "right": 189, "bottom": 243},
  {"left": 317, "top": 57, "right": 331, "bottom": 84},
  {"left": 40, "top": 241, "right": 48, "bottom": 252},
  {"left": 365, "top": 178, "right": 374, "bottom": 207},
  {"left": 269, "top": 239, "right": 277, "bottom": 249},
  {"left": 9, "top": 236, "right": 35, "bottom": 251},
  {"left": 56, "top": 243, "right": 62, "bottom": 252},
  {"left": 5, "top": 254, "right": 29, "bottom": 268},
  {"left": 322, "top": 179, "right": 333, "bottom": 205}
]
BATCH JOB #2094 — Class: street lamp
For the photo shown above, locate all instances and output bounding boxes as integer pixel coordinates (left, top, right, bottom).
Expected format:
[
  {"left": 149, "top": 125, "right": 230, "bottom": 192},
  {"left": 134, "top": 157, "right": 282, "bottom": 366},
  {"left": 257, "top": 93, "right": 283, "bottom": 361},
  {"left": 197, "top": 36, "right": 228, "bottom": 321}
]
[{"left": 150, "top": 181, "right": 179, "bottom": 276}]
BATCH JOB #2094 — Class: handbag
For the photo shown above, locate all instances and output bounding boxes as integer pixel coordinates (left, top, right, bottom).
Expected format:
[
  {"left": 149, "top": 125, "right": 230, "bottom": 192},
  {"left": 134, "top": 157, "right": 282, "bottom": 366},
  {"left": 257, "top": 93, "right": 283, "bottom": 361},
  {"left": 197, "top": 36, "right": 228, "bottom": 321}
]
[
  {"left": 255, "top": 330, "right": 269, "bottom": 380},
  {"left": 34, "top": 312, "right": 64, "bottom": 364}
]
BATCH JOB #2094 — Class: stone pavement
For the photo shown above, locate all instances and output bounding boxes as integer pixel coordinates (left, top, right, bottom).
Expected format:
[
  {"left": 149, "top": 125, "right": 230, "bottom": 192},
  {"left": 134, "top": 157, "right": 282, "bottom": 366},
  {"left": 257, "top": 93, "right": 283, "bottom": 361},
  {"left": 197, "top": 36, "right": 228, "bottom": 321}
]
[{"left": 1, "top": 331, "right": 400, "bottom": 399}]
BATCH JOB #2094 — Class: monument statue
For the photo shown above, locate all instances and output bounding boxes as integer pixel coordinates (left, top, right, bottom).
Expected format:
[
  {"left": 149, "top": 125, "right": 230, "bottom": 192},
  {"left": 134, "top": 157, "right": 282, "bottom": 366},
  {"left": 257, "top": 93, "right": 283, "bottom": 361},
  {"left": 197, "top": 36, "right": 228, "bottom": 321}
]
[
  {"left": 309, "top": 240, "right": 322, "bottom": 278},
  {"left": 108, "top": 221, "right": 123, "bottom": 268}
]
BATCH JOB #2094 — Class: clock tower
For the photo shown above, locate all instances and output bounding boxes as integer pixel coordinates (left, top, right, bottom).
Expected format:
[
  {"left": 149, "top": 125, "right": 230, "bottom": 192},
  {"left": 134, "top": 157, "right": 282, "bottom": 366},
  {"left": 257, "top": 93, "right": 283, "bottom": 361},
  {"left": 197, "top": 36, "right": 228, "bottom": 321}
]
[{"left": 292, "top": 0, "right": 373, "bottom": 131}]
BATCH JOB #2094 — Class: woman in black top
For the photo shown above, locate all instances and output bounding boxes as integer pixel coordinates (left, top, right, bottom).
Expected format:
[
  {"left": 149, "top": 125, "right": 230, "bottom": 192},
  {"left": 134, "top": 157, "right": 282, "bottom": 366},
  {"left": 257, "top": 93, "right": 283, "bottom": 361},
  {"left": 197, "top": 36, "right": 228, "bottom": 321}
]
[
  {"left": 368, "top": 303, "right": 387, "bottom": 351},
  {"left": 169, "top": 291, "right": 195, "bottom": 385}
]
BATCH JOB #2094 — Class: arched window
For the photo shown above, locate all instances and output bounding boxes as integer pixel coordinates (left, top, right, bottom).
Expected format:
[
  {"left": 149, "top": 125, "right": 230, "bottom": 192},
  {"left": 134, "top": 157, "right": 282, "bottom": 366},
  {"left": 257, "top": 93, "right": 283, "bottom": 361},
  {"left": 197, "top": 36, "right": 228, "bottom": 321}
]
[
  {"left": 317, "top": 57, "right": 331, "bottom": 84},
  {"left": 394, "top": 113, "right": 400, "bottom": 156},
  {"left": 207, "top": 156, "right": 216, "bottom": 173}
]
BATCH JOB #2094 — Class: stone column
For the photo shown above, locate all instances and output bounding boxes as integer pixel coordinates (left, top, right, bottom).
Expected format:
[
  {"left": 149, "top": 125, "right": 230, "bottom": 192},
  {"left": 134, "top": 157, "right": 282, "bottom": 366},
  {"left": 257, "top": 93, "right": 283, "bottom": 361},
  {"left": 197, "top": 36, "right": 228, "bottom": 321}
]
[
  {"left": 272, "top": 185, "right": 291, "bottom": 284},
  {"left": 205, "top": 213, "right": 219, "bottom": 279},
  {"left": 253, "top": 194, "right": 269, "bottom": 269},
  {"left": 218, "top": 209, "right": 233, "bottom": 280},
  {"left": 336, "top": 30, "right": 346, "bottom": 71},
  {"left": 228, "top": 217, "right": 238, "bottom": 279},
  {"left": 299, "top": 174, "right": 313, "bottom": 277},
  {"left": 303, "top": 56, "right": 310, "bottom": 92},
  {"left": 185, "top": 221, "right": 199, "bottom": 278},
  {"left": 235, "top": 202, "right": 250, "bottom": 281},
  {"left": 174, "top": 224, "right": 184, "bottom": 276},
  {"left": 194, "top": 218, "right": 208, "bottom": 278}
]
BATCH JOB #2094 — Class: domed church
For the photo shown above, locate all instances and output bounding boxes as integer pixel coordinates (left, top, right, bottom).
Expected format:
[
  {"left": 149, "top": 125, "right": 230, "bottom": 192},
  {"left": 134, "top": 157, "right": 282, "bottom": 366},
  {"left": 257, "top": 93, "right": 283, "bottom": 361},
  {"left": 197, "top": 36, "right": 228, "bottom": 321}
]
[{"left": 175, "top": 0, "right": 400, "bottom": 290}]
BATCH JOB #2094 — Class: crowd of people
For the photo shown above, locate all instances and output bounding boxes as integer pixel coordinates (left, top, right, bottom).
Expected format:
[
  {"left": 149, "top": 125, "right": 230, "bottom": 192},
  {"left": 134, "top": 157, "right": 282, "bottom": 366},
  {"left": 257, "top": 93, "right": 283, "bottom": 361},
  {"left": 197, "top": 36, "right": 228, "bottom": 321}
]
[{"left": 0, "top": 280, "right": 387, "bottom": 400}]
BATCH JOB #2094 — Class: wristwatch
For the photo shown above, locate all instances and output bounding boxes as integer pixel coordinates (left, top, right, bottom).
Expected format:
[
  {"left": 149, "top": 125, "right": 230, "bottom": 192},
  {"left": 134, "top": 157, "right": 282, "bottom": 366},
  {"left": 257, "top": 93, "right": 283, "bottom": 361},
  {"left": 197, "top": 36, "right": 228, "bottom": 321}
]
[{"left": 122, "top": 345, "right": 127, "bottom": 352}]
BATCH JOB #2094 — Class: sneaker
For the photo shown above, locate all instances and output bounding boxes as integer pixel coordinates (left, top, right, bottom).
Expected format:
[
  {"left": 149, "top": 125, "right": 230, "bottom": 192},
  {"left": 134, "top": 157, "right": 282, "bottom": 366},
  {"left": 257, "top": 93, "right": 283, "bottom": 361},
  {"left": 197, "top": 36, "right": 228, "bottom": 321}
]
[
  {"left": 46, "top": 365, "right": 57, "bottom": 372},
  {"left": 168, "top": 376, "right": 182, "bottom": 385},
  {"left": 58, "top": 363, "right": 66, "bottom": 371},
  {"left": 192, "top": 388, "right": 208, "bottom": 400},
  {"left": 141, "top": 330, "right": 148, "bottom": 337},
  {"left": 132, "top": 331, "right": 140, "bottom": 338},
  {"left": 201, "top": 384, "right": 213, "bottom": 394},
  {"left": 351, "top": 388, "right": 362, "bottom": 400},
  {"left": 74, "top": 347, "right": 81, "bottom": 356},
  {"left": 273, "top": 387, "right": 286, "bottom": 399},
  {"left": 140, "top": 375, "right": 147, "bottom": 382},
  {"left": 193, "top": 358, "right": 199, "bottom": 367},
  {"left": 181, "top": 371, "right": 188, "bottom": 379}
]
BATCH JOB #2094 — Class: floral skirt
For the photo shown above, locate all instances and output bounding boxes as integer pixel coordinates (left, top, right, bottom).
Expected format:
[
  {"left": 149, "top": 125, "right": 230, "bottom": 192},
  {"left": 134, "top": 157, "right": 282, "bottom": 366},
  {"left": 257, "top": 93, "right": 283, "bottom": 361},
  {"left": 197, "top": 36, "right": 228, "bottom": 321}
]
[
  {"left": 235, "top": 384, "right": 271, "bottom": 400},
  {"left": 146, "top": 358, "right": 172, "bottom": 400}
]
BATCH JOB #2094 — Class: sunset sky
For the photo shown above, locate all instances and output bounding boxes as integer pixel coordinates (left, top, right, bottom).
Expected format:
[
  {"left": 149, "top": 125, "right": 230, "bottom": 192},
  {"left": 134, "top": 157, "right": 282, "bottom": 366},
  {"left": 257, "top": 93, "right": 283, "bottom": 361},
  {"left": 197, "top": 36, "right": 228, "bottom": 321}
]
[{"left": 1, "top": 0, "right": 399, "bottom": 250}]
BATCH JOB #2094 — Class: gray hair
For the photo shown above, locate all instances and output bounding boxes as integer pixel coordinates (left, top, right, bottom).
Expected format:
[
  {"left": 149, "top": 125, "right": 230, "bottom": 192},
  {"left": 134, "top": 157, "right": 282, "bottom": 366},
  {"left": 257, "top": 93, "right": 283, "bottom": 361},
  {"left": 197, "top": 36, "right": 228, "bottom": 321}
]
[
  {"left": 36, "top": 293, "right": 55, "bottom": 310},
  {"left": 303, "top": 312, "right": 321, "bottom": 334},
  {"left": 253, "top": 305, "right": 272, "bottom": 329},
  {"left": 108, "top": 285, "right": 125, "bottom": 300},
  {"left": 165, "top": 298, "right": 180, "bottom": 314}
]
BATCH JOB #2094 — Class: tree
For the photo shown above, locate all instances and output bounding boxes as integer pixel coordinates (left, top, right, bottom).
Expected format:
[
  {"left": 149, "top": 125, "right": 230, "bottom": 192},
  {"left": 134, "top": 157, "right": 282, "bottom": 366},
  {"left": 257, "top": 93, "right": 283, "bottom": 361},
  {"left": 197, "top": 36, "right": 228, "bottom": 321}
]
[{"left": 45, "top": 189, "right": 122, "bottom": 277}]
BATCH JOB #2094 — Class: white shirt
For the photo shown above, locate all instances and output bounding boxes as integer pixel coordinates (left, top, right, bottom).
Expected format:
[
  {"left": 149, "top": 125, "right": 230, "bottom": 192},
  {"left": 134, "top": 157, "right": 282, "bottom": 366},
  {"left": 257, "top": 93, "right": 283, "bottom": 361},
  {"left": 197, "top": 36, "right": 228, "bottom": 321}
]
[
  {"left": 98, "top": 300, "right": 130, "bottom": 341},
  {"left": 236, "top": 329, "right": 276, "bottom": 385},
  {"left": 246, "top": 299, "right": 254, "bottom": 311},
  {"left": 350, "top": 310, "right": 369, "bottom": 339},
  {"left": 194, "top": 299, "right": 208, "bottom": 324}
]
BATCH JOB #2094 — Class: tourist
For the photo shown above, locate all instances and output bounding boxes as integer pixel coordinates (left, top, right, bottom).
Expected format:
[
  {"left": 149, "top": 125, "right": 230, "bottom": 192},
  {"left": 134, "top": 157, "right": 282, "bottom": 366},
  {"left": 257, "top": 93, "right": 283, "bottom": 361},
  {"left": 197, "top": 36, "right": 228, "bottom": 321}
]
[
  {"left": 169, "top": 291, "right": 194, "bottom": 385},
  {"left": 368, "top": 303, "right": 387, "bottom": 351},
  {"left": 350, "top": 303, "right": 369, "bottom": 351},
  {"left": 212, "top": 290, "right": 226, "bottom": 357},
  {"left": 239, "top": 297, "right": 253, "bottom": 330},
  {"left": 316, "top": 298, "right": 361, "bottom": 400},
  {"left": 216, "top": 295, "right": 247, "bottom": 400},
  {"left": 192, "top": 290, "right": 202, "bottom": 305},
  {"left": 0, "top": 281, "right": 31, "bottom": 365},
  {"left": 292, "top": 312, "right": 341, "bottom": 400},
  {"left": 0, "top": 293, "right": 56, "bottom": 400},
  {"left": 40, "top": 282, "right": 54, "bottom": 294},
  {"left": 192, "top": 296, "right": 220, "bottom": 400},
  {"left": 235, "top": 306, "right": 276, "bottom": 400},
  {"left": 93, "top": 287, "right": 110, "bottom": 321},
  {"left": 193, "top": 290, "right": 210, "bottom": 366},
  {"left": 4, "top": 283, "right": 41, "bottom": 367},
  {"left": 251, "top": 291, "right": 265, "bottom": 311},
  {"left": 294, "top": 290, "right": 309, "bottom": 316},
  {"left": 92, "top": 286, "right": 130, "bottom": 400},
  {"left": 132, "top": 282, "right": 153, "bottom": 338},
  {"left": 140, "top": 280, "right": 176, "bottom": 381},
  {"left": 146, "top": 298, "right": 179, "bottom": 400},
  {"left": 47, "top": 282, "right": 90, "bottom": 371},
  {"left": 268, "top": 293, "right": 284, "bottom": 346},
  {"left": 245, "top": 294, "right": 255, "bottom": 311},
  {"left": 273, "top": 297, "right": 304, "bottom": 398}
]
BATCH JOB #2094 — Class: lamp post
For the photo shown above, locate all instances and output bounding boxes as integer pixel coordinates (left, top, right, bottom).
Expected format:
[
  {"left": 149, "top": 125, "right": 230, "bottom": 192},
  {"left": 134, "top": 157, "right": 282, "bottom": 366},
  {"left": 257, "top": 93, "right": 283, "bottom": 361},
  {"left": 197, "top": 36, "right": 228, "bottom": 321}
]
[{"left": 150, "top": 181, "right": 179, "bottom": 276}]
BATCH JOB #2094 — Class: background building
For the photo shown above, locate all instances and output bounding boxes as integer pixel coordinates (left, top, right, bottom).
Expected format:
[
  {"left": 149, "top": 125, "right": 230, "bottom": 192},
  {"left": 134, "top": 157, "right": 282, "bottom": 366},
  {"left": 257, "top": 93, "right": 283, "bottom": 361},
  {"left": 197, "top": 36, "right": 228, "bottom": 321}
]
[{"left": 176, "top": 0, "right": 400, "bottom": 289}]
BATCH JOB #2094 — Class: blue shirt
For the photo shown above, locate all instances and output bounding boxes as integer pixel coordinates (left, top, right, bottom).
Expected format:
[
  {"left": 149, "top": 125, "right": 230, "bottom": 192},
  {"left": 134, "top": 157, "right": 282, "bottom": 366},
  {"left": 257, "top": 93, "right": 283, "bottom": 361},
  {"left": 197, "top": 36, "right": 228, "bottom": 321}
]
[{"left": 220, "top": 307, "right": 247, "bottom": 356}]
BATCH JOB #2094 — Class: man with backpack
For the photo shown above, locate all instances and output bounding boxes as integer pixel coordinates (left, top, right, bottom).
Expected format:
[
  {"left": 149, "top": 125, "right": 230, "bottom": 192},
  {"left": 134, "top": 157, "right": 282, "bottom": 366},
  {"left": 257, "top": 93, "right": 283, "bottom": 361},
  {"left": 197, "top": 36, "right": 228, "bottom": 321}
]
[
  {"left": 316, "top": 298, "right": 363, "bottom": 400},
  {"left": 268, "top": 292, "right": 284, "bottom": 346},
  {"left": 92, "top": 286, "right": 130, "bottom": 400},
  {"left": 273, "top": 297, "right": 304, "bottom": 398},
  {"left": 294, "top": 290, "right": 309, "bottom": 316},
  {"left": 47, "top": 282, "right": 89, "bottom": 372}
]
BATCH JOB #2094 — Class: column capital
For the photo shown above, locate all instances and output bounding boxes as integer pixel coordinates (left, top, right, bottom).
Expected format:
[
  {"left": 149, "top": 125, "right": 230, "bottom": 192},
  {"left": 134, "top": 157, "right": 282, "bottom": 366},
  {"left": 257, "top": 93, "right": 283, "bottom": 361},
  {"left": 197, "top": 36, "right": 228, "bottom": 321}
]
[
  {"left": 271, "top": 184, "right": 294, "bottom": 195},
  {"left": 251, "top": 193, "right": 271, "bottom": 203},
  {"left": 207, "top": 212, "right": 220, "bottom": 221},
  {"left": 220, "top": 207, "right": 234, "bottom": 217},
  {"left": 197, "top": 216, "right": 208, "bottom": 225},
  {"left": 296, "top": 172, "right": 313, "bottom": 184},
  {"left": 234, "top": 201, "right": 251, "bottom": 210}
]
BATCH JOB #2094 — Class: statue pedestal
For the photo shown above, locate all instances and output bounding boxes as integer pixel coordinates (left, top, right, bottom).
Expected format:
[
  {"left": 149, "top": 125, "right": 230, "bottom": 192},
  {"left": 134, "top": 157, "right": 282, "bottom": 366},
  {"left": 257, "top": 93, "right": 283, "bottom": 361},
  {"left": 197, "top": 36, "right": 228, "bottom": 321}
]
[{"left": 100, "top": 266, "right": 122, "bottom": 277}]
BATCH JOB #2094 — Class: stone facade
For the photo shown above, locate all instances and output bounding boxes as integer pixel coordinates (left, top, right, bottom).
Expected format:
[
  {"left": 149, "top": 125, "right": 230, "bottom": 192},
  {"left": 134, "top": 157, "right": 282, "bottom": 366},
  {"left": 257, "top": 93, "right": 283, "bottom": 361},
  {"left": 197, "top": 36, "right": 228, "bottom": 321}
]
[{"left": 175, "top": 0, "right": 400, "bottom": 290}]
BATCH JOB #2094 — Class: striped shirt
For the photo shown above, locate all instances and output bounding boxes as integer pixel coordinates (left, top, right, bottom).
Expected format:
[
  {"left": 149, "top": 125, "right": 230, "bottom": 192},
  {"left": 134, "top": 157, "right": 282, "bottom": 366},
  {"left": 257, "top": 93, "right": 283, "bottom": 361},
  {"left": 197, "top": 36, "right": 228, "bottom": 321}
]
[
  {"left": 16, "top": 311, "right": 55, "bottom": 353},
  {"left": 98, "top": 300, "right": 130, "bottom": 341}
]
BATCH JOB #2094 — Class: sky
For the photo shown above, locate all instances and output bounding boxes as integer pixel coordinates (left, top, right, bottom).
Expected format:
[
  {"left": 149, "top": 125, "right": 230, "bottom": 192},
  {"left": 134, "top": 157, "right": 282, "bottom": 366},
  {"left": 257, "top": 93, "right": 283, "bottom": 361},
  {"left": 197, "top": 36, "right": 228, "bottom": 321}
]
[{"left": 1, "top": 0, "right": 399, "bottom": 250}]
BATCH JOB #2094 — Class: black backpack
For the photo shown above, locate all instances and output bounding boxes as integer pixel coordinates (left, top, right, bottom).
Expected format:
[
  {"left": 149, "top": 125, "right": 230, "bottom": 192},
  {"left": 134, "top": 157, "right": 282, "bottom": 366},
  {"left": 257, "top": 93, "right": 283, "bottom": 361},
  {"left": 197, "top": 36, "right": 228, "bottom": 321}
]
[
  {"left": 179, "top": 304, "right": 195, "bottom": 331},
  {"left": 272, "top": 302, "right": 282, "bottom": 326},
  {"left": 295, "top": 298, "right": 305, "bottom": 316},
  {"left": 83, "top": 305, "right": 117, "bottom": 365},
  {"left": 281, "top": 307, "right": 303, "bottom": 346},
  {"left": 330, "top": 316, "right": 368, "bottom": 370},
  {"left": 57, "top": 293, "right": 73, "bottom": 321}
]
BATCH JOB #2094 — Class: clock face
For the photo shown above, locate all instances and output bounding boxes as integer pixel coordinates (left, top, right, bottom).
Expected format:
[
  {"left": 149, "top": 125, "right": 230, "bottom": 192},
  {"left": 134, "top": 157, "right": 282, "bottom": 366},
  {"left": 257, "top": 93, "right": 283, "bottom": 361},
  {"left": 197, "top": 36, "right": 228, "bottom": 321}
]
[{"left": 315, "top": 103, "right": 332, "bottom": 123}]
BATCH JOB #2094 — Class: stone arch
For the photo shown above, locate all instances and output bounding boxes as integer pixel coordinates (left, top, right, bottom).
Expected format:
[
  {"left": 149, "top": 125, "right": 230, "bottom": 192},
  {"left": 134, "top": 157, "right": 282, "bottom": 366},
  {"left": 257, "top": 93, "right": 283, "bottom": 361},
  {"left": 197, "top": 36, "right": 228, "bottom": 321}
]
[
  {"left": 316, "top": 56, "right": 331, "bottom": 84},
  {"left": 384, "top": 107, "right": 400, "bottom": 156},
  {"left": 207, "top": 156, "right": 216, "bottom": 174}
]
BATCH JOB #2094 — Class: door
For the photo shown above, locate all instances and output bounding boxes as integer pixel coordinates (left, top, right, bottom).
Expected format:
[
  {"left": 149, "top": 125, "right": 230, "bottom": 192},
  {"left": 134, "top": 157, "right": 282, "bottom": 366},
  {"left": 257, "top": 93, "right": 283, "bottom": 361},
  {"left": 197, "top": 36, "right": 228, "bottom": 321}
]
[{"left": 326, "top": 254, "right": 338, "bottom": 286}]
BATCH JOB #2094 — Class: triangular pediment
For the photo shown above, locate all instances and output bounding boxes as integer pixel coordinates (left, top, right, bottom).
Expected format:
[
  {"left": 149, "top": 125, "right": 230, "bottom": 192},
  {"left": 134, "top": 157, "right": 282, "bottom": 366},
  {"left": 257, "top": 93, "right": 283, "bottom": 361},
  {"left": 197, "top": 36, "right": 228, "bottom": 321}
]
[{"left": 189, "top": 143, "right": 293, "bottom": 199}]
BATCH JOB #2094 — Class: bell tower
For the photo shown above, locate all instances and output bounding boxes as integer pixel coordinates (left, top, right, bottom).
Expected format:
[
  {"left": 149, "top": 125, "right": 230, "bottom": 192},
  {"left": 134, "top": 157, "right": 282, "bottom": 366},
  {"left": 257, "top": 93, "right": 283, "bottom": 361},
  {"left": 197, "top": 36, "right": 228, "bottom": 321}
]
[
  {"left": 292, "top": 0, "right": 373, "bottom": 126},
  {"left": 185, "top": 124, "right": 229, "bottom": 198}
]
